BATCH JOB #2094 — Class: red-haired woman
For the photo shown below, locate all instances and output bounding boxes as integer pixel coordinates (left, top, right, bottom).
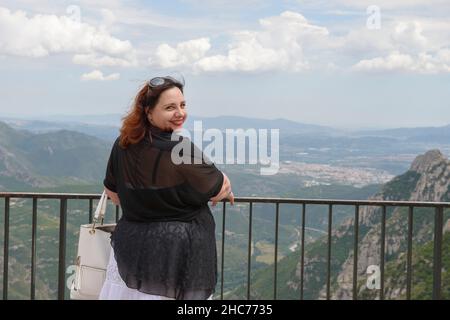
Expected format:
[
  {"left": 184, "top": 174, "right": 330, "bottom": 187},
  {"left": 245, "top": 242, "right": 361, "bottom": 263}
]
[{"left": 99, "top": 75, "right": 233, "bottom": 300}]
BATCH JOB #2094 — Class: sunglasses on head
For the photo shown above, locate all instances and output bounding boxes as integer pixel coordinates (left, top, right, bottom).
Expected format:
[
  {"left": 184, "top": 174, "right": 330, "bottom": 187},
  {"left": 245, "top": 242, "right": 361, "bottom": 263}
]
[{"left": 148, "top": 74, "right": 185, "bottom": 88}]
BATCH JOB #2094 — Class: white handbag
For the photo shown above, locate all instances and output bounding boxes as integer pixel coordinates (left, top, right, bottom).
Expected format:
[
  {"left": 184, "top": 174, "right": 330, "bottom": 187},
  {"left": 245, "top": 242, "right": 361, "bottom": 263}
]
[{"left": 70, "top": 191, "right": 116, "bottom": 300}]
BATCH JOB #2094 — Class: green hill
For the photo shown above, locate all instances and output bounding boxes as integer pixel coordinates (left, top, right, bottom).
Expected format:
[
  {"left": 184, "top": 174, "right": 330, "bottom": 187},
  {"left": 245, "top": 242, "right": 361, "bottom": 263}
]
[{"left": 0, "top": 121, "right": 112, "bottom": 190}]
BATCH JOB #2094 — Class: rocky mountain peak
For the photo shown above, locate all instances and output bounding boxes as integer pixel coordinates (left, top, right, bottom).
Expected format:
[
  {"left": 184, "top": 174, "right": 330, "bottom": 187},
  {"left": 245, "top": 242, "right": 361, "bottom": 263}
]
[
  {"left": 410, "top": 149, "right": 447, "bottom": 174},
  {"left": 409, "top": 149, "right": 450, "bottom": 201}
]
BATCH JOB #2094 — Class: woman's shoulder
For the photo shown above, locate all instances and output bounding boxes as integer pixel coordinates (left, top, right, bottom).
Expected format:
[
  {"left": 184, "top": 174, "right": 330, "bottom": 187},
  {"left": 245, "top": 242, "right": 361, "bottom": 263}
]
[{"left": 151, "top": 132, "right": 192, "bottom": 152}]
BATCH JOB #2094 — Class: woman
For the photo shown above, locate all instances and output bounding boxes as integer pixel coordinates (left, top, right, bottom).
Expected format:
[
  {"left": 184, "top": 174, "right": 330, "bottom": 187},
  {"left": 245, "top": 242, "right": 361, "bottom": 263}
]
[{"left": 99, "top": 75, "right": 234, "bottom": 300}]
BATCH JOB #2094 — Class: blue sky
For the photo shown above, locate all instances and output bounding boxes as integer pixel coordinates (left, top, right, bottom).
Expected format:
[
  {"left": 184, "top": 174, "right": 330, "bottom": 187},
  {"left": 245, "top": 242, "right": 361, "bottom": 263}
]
[{"left": 0, "top": 0, "right": 449, "bottom": 129}]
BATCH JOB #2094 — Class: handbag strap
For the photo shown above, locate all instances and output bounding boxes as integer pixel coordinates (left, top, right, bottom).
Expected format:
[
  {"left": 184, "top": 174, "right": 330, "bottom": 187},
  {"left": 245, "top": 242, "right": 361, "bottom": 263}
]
[{"left": 94, "top": 190, "right": 108, "bottom": 223}]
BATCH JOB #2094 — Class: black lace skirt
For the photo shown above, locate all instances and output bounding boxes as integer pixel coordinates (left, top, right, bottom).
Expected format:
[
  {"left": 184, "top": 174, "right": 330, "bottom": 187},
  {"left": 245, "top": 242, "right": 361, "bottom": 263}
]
[{"left": 110, "top": 208, "right": 217, "bottom": 300}]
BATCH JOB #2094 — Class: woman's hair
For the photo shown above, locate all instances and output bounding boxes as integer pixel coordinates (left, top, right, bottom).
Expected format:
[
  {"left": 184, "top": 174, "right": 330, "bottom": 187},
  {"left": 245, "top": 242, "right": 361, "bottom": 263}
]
[{"left": 119, "top": 79, "right": 184, "bottom": 148}]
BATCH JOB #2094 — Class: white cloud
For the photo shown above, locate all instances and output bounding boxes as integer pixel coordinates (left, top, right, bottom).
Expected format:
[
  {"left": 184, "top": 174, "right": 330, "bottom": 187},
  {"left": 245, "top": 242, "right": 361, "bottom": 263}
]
[
  {"left": 332, "top": 19, "right": 443, "bottom": 57},
  {"left": 298, "top": 0, "right": 450, "bottom": 10},
  {"left": 144, "top": 9, "right": 450, "bottom": 74},
  {"left": 99, "top": 8, "right": 116, "bottom": 30},
  {"left": 353, "top": 51, "right": 415, "bottom": 72},
  {"left": 0, "top": 6, "right": 137, "bottom": 66},
  {"left": 194, "top": 32, "right": 292, "bottom": 72},
  {"left": 147, "top": 10, "right": 450, "bottom": 74},
  {"left": 391, "top": 21, "right": 428, "bottom": 53},
  {"left": 179, "top": 0, "right": 268, "bottom": 9},
  {"left": 80, "top": 69, "right": 120, "bottom": 81},
  {"left": 2, "top": 3, "right": 449, "bottom": 75},
  {"left": 149, "top": 11, "right": 329, "bottom": 73},
  {"left": 349, "top": 18, "right": 450, "bottom": 74},
  {"left": 436, "top": 48, "right": 450, "bottom": 63},
  {"left": 353, "top": 50, "right": 450, "bottom": 73},
  {"left": 73, "top": 53, "right": 136, "bottom": 67},
  {"left": 148, "top": 37, "right": 211, "bottom": 68}
]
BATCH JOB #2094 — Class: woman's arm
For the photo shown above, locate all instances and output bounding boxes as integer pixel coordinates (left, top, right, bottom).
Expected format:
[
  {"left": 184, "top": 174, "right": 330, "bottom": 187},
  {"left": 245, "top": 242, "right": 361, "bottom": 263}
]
[
  {"left": 210, "top": 172, "right": 234, "bottom": 206},
  {"left": 104, "top": 187, "right": 120, "bottom": 206}
]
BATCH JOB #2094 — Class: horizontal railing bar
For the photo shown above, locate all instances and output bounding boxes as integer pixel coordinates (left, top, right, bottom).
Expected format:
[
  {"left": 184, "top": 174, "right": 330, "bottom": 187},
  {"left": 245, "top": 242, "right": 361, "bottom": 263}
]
[
  {"left": 222, "top": 198, "right": 450, "bottom": 207},
  {"left": 1, "top": 193, "right": 450, "bottom": 207},
  {"left": 0, "top": 192, "right": 102, "bottom": 200}
]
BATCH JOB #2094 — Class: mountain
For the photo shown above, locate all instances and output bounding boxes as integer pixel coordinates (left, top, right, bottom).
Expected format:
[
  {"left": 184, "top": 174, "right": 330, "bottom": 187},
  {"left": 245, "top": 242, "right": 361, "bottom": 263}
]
[
  {"left": 0, "top": 121, "right": 112, "bottom": 190},
  {"left": 1, "top": 114, "right": 342, "bottom": 139},
  {"left": 330, "top": 149, "right": 450, "bottom": 299},
  {"left": 0, "top": 117, "right": 120, "bottom": 142},
  {"left": 183, "top": 116, "right": 343, "bottom": 136},
  {"left": 4, "top": 115, "right": 450, "bottom": 177},
  {"left": 228, "top": 149, "right": 450, "bottom": 299},
  {"left": 3, "top": 113, "right": 123, "bottom": 126},
  {"left": 4, "top": 114, "right": 450, "bottom": 143},
  {"left": 355, "top": 124, "right": 450, "bottom": 144}
]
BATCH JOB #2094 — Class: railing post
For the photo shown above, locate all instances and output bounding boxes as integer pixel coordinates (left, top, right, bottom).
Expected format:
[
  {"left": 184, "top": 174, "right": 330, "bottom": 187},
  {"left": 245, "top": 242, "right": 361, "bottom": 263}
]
[
  {"left": 406, "top": 206, "right": 414, "bottom": 300},
  {"left": 31, "top": 197, "right": 37, "bottom": 300},
  {"left": 88, "top": 198, "right": 93, "bottom": 223},
  {"left": 58, "top": 198, "right": 67, "bottom": 300},
  {"left": 274, "top": 202, "right": 279, "bottom": 300},
  {"left": 300, "top": 203, "right": 306, "bottom": 300},
  {"left": 326, "top": 204, "right": 332, "bottom": 300},
  {"left": 432, "top": 206, "right": 443, "bottom": 300},
  {"left": 220, "top": 201, "right": 226, "bottom": 300},
  {"left": 380, "top": 206, "right": 386, "bottom": 300},
  {"left": 247, "top": 202, "right": 253, "bottom": 300},
  {"left": 3, "top": 197, "right": 10, "bottom": 300},
  {"left": 352, "top": 204, "right": 359, "bottom": 300}
]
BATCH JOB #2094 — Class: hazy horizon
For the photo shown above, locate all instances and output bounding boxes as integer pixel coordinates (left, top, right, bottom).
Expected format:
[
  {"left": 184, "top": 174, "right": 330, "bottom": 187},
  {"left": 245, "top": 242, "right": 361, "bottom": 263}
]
[{"left": 1, "top": 111, "right": 450, "bottom": 132}]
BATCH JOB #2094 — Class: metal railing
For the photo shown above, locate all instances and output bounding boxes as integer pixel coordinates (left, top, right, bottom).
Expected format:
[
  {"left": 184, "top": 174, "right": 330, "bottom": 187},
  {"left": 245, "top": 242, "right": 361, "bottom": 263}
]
[
  {"left": 0, "top": 192, "right": 120, "bottom": 300},
  {"left": 0, "top": 192, "right": 449, "bottom": 300}
]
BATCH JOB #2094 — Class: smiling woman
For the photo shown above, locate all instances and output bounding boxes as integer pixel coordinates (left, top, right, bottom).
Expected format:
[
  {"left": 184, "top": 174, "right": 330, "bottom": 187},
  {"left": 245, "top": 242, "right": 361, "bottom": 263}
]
[
  {"left": 99, "top": 75, "right": 234, "bottom": 300},
  {"left": 146, "top": 87, "right": 187, "bottom": 132},
  {"left": 118, "top": 75, "right": 187, "bottom": 148}
]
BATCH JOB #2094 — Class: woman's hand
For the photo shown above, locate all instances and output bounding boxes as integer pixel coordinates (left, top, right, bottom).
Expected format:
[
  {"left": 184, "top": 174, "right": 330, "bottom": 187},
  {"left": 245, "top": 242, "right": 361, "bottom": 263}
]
[
  {"left": 210, "top": 172, "right": 234, "bottom": 206},
  {"left": 105, "top": 187, "right": 120, "bottom": 206},
  {"left": 226, "top": 191, "right": 235, "bottom": 206}
]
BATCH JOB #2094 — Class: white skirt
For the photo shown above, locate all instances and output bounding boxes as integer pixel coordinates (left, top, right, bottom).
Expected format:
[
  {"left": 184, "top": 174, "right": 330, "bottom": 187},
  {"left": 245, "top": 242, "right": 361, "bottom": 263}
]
[
  {"left": 99, "top": 250, "right": 174, "bottom": 300},
  {"left": 99, "top": 249, "right": 213, "bottom": 300}
]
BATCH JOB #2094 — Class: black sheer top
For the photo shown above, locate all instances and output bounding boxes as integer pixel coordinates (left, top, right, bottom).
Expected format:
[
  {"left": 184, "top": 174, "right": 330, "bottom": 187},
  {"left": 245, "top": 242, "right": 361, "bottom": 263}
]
[
  {"left": 103, "top": 124, "right": 224, "bottom": 222},
  {"left": 103, "top": 124, "right": 222, "bottom": 299}
]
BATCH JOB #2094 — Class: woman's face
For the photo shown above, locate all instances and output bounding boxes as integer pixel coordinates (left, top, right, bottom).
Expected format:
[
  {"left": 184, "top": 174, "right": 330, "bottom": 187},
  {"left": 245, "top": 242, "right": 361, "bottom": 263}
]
[{"left": 147, "top": 86, "right": 187, "bottom": 132}]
